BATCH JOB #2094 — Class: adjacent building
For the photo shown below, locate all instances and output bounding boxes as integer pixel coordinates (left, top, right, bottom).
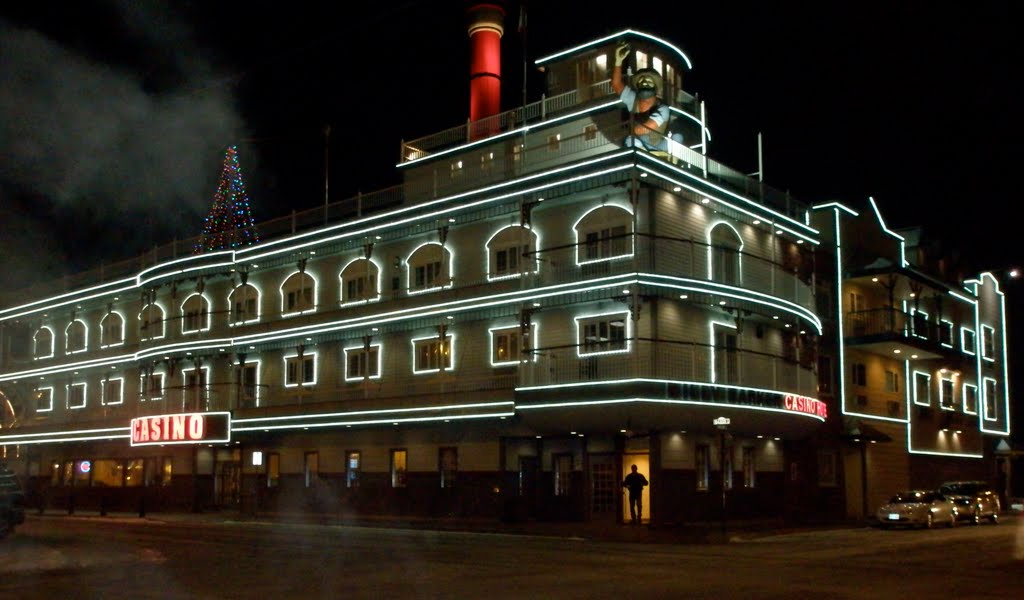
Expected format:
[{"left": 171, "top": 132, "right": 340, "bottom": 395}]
[{"left": 0, "top": 22, "right": 1012, "bottom": 525}]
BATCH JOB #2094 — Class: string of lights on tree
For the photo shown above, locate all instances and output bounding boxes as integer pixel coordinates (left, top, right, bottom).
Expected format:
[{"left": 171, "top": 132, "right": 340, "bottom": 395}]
[{"left": 195, "top": 145, "right": 259, "bottom": 253}]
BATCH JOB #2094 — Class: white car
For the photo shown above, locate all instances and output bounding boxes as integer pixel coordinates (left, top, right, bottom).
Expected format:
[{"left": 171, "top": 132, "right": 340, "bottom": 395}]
[{"left": 876, "top": 490, "right": 958, "bottom": 529}]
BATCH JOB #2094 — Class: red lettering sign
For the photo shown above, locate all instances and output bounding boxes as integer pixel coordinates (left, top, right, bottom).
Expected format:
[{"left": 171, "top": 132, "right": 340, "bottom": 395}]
[
  {"left": 783, "top": 394, "right": 828, "bottom": 419},
  {"left": 130, "top": 412, "right": 230, "bottom": 446}
]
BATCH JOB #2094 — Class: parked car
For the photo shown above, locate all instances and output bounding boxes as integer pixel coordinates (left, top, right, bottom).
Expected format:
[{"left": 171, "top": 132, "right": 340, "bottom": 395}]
[
  {"left": 0, "top": 465, "right": 26, "bottom": 539},
  {"left": 938, "top": 481, "right": 1001, "bottom": 524},
  {"left": 876, "top": 490, "right": 958, "bottom": 529}
]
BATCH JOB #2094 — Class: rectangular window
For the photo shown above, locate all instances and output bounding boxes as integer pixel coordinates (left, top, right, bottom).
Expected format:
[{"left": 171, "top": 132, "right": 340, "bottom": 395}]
[
  {"left": 885, "top": 370, "right": 899, "bottom": 393},
  {"left": 981, "top": 325, "right": 995, "bottom": 361},
  {"left": 583, "top": 225, "right": 629, "bottom": 261},
  {"left": 961, "top": 328, "right": 976, "bottom": 355},
  {"left": 413, "top": 261, "right": 443, "bottom": 290},
  {"left": 939, "top": 320, "right": 954, "bottom": 347},
  {"left": 413, "top": 336, "right": 453, "bottom": 373},
  {"left": 493, "top": 245, "right": 528, "bottom": 277},
  {"left": 583, "top": 124, "right": 597, "bottom": 141},
  {"left": 125, "top": 459, "right": 144, "bottom": 487},
  {"left": 439, "top": 447, "right": 458, "bottom": 489},
  {"left": 450, "top": 159, "right": 463, "bottom": 179},
  {"left": 714, "top": 325, "right": 739, "bottom": 384},
  {"left": 67, "top": 382, "right": 87, "bottom": 410},
  {"left": 267, "top": 453, "right": 280, "bottom": 488},
  {"left": 345, "top": 346, "right": 381, "bottom": 380},
  {"left": 304, "top": 452, "right": 319, "bottom": 488},
  {"left": 102, "top": 378, "right": 124, "bottom": 406},
  {"left": 578, "top": 314, "right": 628, "bottom": 355},
  {"left": 346, "top": 451, "right": 361, "bottom": 489},
  {"left": 91, "top": 459, "right": 124, "bottom": 487},
  {"left": 851, "top": 363, "right": 866, "bottom": 387},
  {"left": 742, "top": 447, "right": 755, "bottom": 488},
  {"left": 183, "top": 368, "right": 209, "bottom": 410},
  {"left": 910, "top": 309, "right": 928, "bottom": 339},
  {"left": 547, "top": 133, "right": 561, "bottom": 151},
  {"left": 940, "top": 377, "right": 955, "bottom": 410},
  {"left": 480, "top": 152, "right": 494, "bottom": 171},
  {"left": 35, "top": 387, "right": 54, "bottom": 412},
  {"left": 983, "top": 378, "right": 998, "bottom": 421},
  {"left": 285, "top": 355, "right": 316, "bottom": 387},
  {"left": 143, "top": 457, "right": 173, "bottom": 486},
  {"left": 554, "top": 453, "right": 572, "bottom": 497},
  {"left": 490, "top": 327, "right": 523, "bottom": 366},
  {"left": 818, "top": 450, "right": 838, "bottom": 487},
  {"left": 143, "top": 372, "right": 164, "bottom": 400},
  {"left": 913, "top": 372, "right": 931, "bottom": 406},
  {"left": 233, "top": 297, "right": 257, "bottom": 323},
  {"left": 963, "top": 383, "right": 978, "bottom": 415},
  {"left": 345, "top": 276, "right": 376, "bottom": 302},
  {"left": 240, "top": 363, "right": 259, "bottom": 407},
  {"left": 817, "top": 356, "right": 832, "bottom": 394},
  {"left": 696, "top": 444, "right": 710, "bottom": 491},
  {"left": 390, "top": 449, "right": 408, "bottom": 488}
]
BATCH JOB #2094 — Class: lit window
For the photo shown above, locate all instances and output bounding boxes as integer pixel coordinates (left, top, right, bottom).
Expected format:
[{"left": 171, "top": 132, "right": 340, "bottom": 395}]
[
  {"left": 577, "top": 314, "right": 628, "bottom": 356},
  {"left": 940, "top": 377, "right": 955, "bottom": 410},
  {"left": 885, "top": 370, "right": 899, "bottom": 393},
  {"left": 413, "top": 336, "right": 453, "bottom": 373},
  {"left": 636, "top": 50, "right": 648, "bottom": 69},
  {"left": 913, "top": 372, "right": 931, "bottom": 406},
  {"left": 742, "top": 447, "right": 755, "bottom": 489},
  {"left": 35, "top": 387, "right": 54, "bottom": 412},
  {"left": 583, "top": 124, "right": 598, "bottom": 141},
  {"left": 66, "top": 382, "right": 87, "bottom": 410},
  {"left": 345, "top": 345, "right": 381, "bottom": 381},
  {"left": 101, "top": 312, "right": 125, "bottom": 347},
  {"left": 346, "top": 451, "right": 361, "bottom": 488},
  {"left": 285, "top": 354, "right": 317, "bottom": 387},
  {"left": 34, "top": 328, "right": 54, "bottom": 360},
  {"left": 142, "top": 372, "right": 165, "bottom": 401},
  {"left": 139, "top": 304, "right": 165, "bottom": 339},
  {"left": 282, "top": 272, "right": 316, "bottom": 315},
  {"left": 240, "top": 362, "right": 259, "bottom": 407},
  {"left": 65, "top": 320, "right": 87, "bottom": 354},
  {"left": 962, "top": 383, "right": 978, "bottom": 415},
  {"left": 480, "top": 152, "right": 494, "bottom": 171},
  {"left": 547, "top": 133, "right": 560, "bottom": 151},
  {"left": 450, "top": 160, "right": 463, "bottom": 179},
  {"left": 181, "top": 294, "right": 210, "bottom": 333},
  {"left": 487, "top": 226, "right": 537, "bottom": 280},
  {"left": 390, "top": 449, "right": 407, "bottom": 488},
  {"left": 961, "top": 328, "right": 976, "bottom": 355},
  {"left": 229, "top": 284, "right": 260, "bottom": 324},
  {"left": 490, "top": 326, "right": 523, "bottom": 366},
  {"left": 407, "top": 244, "right": 450, "bottom": 293},
  {"left": 696, "top": 444, "right": 710, "bottom": 491},
  {"left": 575, "top": 205, "right": 632, "bottom": 264},
  {"left": 102, "top": 378, "right": 124, "bottom": 406},
  {"left": 981, "top": 325, "right": 996, "bottom": 361},
  {"left": 341, "top": 259, "right": 380, "bottom": 304},
  {"left": 983, "top": 378, "right": 998, "bottom": 421}
]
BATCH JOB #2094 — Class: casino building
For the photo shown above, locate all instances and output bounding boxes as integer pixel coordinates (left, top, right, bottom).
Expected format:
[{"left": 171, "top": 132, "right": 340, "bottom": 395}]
[{"left": 0, "top": 11, "right": 1012, "bottom": 525}]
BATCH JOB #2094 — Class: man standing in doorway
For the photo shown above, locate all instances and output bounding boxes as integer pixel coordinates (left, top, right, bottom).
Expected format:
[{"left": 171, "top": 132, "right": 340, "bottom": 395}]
[{"left": 623, "top": 464, "right": 649, "bottom": 525}]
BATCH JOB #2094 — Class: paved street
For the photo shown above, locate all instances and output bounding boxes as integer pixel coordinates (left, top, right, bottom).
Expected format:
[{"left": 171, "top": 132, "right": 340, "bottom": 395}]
[{"left": 2, "top": 514, "right": 1023, "bottom": 599}]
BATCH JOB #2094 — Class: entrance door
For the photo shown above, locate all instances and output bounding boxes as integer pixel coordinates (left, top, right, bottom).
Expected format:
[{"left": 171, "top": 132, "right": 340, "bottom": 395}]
[
  {"left": 589, "top": 454, "right": 617, "bottom": 520},
  {"left": 518, "top": 456, "right": 539, "bottom": 518},
  {"left": 217, "top": 462, "right": 241, "bottom": 507},
  {"left": 621, "top": 454, "right": 651, "bottom": 524}
]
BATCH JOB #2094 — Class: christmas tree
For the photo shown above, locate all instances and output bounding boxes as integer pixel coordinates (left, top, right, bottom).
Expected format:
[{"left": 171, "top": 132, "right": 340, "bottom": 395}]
[{"left": 196, "top": 146, "right": 259, "bottom": 252}]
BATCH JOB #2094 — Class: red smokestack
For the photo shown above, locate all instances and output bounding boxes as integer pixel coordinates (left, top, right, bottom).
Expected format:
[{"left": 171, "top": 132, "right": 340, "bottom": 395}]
[{"left": 467, "top": 3, "right": 504, "bottom": 126}]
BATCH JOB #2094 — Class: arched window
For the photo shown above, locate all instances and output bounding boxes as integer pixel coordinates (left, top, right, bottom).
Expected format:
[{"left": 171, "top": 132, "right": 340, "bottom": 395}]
[
  {"left": 65, "top": 320, "right": 87, "bottom": 354},
  {"left": 574, "top": 205, "right": 633, "bottom": 264},
  {"left": 407, "top": 243, "right": 451, "bottom": 293},
  {"left": 282, "top": 272, "right": 317, "bottom": 314},
  {"left": 708, "top": 223, "right": 743, "bottom": 285},
  {"left": 486, "top": 225, "right": 537, "bottom": 280},
  {"left": 34, "top": 327, "right": 54, "bottom": 359},
  {"left": 181, "top": 294, "right": 210, "bottom": 333},
  {"left": 229, "top": 284, "right": 260, "bottom": 324},
  {"left": 139, "top": 304, "right": 165, "bottom": 340},
  {"left": 340, "top": 259, "right": 381, "bottom": 304},
  {"left": 101, "top": 312, "right": 125, "bottom": 347}
]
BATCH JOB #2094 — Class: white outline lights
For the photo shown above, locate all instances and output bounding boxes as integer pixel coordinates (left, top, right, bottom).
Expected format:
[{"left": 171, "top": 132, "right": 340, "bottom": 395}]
[
  {"left": 344, "top": 344, "right": 382, "bottom": 381},
  {"left": 535, "top": 29, "right": 693, "bottom": 70},
  {"left": 66, "top": 382, "right": 87, "bottom": 410},
  {"left": 65, "top": 320, "right": 88, "bottom": 354},
  {"left": 180, "top": 294, "right": 212, "bottom": 334},
  {"left": 709, "top": 320, "right": 738, "bottom": 384},
  {"left": 406, "top": 243, "right": 453, "bottom": 294},
  {"left": 281, "top": 271, "right": 319, "bottom": 317},
  {"left": 486, "top": 225, "right": 539, "bottom": 281},
  {"left": 35, "top": 386, "right": 54, "bottom": 413},
  {"left": 575, "top": 312, "right": 631, "bottom": 357},
  {"left": 912, "top": 371, "right": 931, "bottom": 406},
  {"left": 340, "top": 258, "right": 383, "bottom": 305},
  {"left": 102, "top": 377, "right": 125, "bottom": 406},
  {"left": 34, "top": 327, "right": 55, "bottom": 360},
  {"left": 489, "top": 325, "right": 534, "bottom": 366},
  {"left": 283, "top": 352, "right": 317, "bottom": 387},
  {"left": 573, "top": 204, "right": 634, "bottom": 266},
  {"left": 100, "top": 311, "right": 126, "bottom": 348},
  {"left": 412, "top": 334, "right": 455, "bottom": 374}
]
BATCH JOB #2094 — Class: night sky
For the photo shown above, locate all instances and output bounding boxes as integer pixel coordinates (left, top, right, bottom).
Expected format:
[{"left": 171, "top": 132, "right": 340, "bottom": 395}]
[{"left": 1, "top": 2, "right": 1020, "bottom": 430}]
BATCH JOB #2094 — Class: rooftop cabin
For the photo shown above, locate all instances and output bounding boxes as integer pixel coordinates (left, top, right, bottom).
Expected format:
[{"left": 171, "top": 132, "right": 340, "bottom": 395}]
[{"left": 398, "top": 29, "right": 805, "bottom": 221}]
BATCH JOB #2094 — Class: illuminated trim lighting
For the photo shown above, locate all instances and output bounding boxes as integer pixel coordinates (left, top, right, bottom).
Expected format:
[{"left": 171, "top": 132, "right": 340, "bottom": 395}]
[
  {"left": 706, "top": 221, "right": 744, "bottom": 284},
  {"left": 709, "top": 320, "right": 737, "bottom": 383},
  {"left": 228, "top": 283, "right": 263, "bottom": 326},
  {"left": 573, "top": 203, "right": 635, "bottom": 266},
  {"left": 33, "top": 326, "right": 55, "bottom": 360},
  {"left": 283, "top": 351, "right": 318, "bottom": 387},
  {"left": 516, "top": 397, "right": 825, "bottom": 423},
  {"left": 575, "top": 311, "right": 632, "bottom": 357},
  {"left": 64, "top": 320, "right": 89, "bottom": 355},
  {"left": 912, "top": 371, "right": 931, "bottom": 406},
  {"left": 962, "top": 382, "right": 978, "bottom": 416},
  {"left": 489, "top": 324, "right": 537, "bottom": 366},
  {"left": 485, "top": 224, "right": 540, "bottom": 281},
  {"left": 99, "top": 311, "right": 127, "bottom": 349},
  {"left": 34, "top": 386, "right": 54, "bottom": 413},
  {"left": 66, "top": 381, "right": 87, "bottom": 410},
  {"left": 280, "top": 271, "right": 319, "bottom": 317},
  {"left": 339, "top": 257, "right": 383, "bottom": 305},
  {"left": 868, "top": 196, "right": 907, "bottom": 267},
  {"left": 406, "top": 243, "right": 454, "bottom": 295},
  {"left": 343, "top": 343, "right": 383, "bottom": 382},
  {"left": 535, "top": 28, "right": 693, "bottom": 69},
  {"left": 101, "top": 376, "right": 125, "bottom": 406},
  {"left": 411, "top": 333, "right": 456, "bottom": 374},
  {"left": 179, "top": 293, "right": 213, "bottom": 334}
]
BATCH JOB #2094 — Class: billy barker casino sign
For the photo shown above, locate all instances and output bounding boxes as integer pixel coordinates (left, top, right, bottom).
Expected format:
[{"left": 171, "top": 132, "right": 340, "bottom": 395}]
[{"left": 130, "top": 412, "right": 231, "bottom": 446}]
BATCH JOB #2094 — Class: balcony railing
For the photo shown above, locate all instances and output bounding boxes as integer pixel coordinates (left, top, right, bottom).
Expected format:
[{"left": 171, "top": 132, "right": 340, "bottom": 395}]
[
  {"left": 521, "top": 339, "right": 817, "bottom": 398},
  {"left": 844, "top": 307, "right": 943, "bottom": 343}
]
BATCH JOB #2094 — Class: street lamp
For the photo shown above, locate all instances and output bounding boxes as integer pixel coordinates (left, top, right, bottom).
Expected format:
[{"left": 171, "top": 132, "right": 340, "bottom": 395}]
[{"left": 714, "top": 417, "right": 730, "bottom": 538}]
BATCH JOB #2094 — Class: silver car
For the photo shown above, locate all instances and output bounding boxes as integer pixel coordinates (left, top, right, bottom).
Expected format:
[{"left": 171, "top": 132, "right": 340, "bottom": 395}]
[
  {"left": 938, "top": 481, "right": 1001, "bottom": 524},
  {"left": 876, "top": 490, "right": 958, "bottom": 529}
]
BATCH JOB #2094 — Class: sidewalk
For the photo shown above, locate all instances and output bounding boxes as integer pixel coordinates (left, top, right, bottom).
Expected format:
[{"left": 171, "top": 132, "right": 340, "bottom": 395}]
[{"left": 27, "top": 508, "right": 866, "bottom": 544}]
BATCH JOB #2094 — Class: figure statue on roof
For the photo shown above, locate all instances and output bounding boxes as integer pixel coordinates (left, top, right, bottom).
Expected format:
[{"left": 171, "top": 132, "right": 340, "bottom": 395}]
[{"left": 612, "top": 41, "right": 671, "bottom": 153}]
